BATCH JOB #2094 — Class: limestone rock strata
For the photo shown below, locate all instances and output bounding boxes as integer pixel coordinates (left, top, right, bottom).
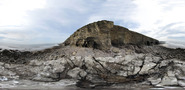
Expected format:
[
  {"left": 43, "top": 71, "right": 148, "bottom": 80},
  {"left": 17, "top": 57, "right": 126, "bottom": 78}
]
[{"left": 64, "top": 20, "right": 159, "bottom": 50}]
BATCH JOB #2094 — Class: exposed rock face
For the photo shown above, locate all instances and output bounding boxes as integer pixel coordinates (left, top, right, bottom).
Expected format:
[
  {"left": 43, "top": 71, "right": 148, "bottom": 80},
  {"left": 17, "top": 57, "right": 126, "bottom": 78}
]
[
  {"left": 0, "top": 20, "right": 185, "bottom": 89},
  {"left": 111, "top": 25, "right": 159, "bottom": 46},
  {"left": 64, "top": 20, "right": 113, "bottom": 50},
  {"left": 64, "top": 20, "right": 159, "bottom": 50}
]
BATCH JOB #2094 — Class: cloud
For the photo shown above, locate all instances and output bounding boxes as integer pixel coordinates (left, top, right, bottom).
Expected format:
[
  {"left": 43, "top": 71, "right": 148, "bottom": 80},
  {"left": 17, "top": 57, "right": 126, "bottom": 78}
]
[
  {"left": 87, "top": 0, "right": 185, "bottom": 45},
  {"left": 130, "top": 0, "right": 185, "bottom": 41},
  {"left": 0, "top": 0, "right": 90, "bottom": 44},
  {"left": 162, "top": 40, "right": 185, "bottom": 49},
  {"left": 87, "top": 0, "right": 138, "bottom": 28},
  {"left": 0, "top": 0, "right": 185, "bottom": 49},
  {"left": 0, "top": 0, "right": 46, "bottom": 27}
]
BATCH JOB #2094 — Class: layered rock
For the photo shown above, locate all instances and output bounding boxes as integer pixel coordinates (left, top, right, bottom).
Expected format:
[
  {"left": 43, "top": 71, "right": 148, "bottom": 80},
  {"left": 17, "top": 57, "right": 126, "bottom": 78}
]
[
  {"left": 111, "top": 25, "right": 159, "bottom": 46},
  {"left": 64, "top": 20, "right": 113, "bottom": 50},
  {"left": 64, "top": 20, "right": 159, "bottom": 50}
]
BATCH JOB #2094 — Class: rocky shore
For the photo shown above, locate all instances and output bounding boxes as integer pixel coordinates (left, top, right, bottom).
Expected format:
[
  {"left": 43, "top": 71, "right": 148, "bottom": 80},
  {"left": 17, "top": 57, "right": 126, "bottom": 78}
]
[{"left": 0, "top": 20, "right": 185, "bottom": 89}]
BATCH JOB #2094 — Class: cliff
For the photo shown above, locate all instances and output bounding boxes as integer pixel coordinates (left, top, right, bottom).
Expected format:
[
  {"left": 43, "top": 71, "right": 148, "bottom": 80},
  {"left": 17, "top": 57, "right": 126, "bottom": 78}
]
[{"left": 64, "top": 20, "right": 159, "bottom": 50}]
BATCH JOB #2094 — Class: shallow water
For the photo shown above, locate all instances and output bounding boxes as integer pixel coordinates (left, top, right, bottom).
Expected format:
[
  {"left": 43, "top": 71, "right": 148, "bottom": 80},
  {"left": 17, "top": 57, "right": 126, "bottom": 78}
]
[{"left": 0, "top": 79, "right": 184, "bottom": 90}]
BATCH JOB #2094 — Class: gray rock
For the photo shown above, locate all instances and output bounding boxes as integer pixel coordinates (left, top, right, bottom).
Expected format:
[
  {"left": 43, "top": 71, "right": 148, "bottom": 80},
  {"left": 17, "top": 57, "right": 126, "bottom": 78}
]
[
  {"left": 148, "top": 77, "right": 161, "bottom": 85},
  {"left": 112, "top": 47, "right": 120, "bottom": 53},
  {"left": 117, "top": 71, "right": 127, "bottom": 77},
  {"left": 159, "top": 60, "right": 171, "bottom": 67},
  {"left": 67, "top": 67, "right": 87, "bottom": 79},
  {"left": 178, "top": 80, "right": 185, "bottom": 87},
  {"left": 124, "top": 55, "right": 136, "bottom": 62},
  {"left": 159, "top": 76, "right": 178, "bottom": 86},
  {"left": 139, "top": 63, "right": 156, "bottom": 74},
  {"left": 159, "top": 71, "right": 178, "bottom": 86},
  {"left": 32, "top": 74, "right": 56, "bottom": 82},
  {"left": 133, "top": 67, "right": 141, "bottom": 75}
]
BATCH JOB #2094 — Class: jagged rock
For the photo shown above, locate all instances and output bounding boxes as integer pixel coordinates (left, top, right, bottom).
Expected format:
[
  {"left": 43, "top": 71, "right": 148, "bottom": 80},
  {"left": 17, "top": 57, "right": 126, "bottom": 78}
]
[
  {"left": 67, "top": 67, "right": 87, "bottom": 79},
  {"left": 139, "top": 63, "right": 156, "bottom": 74},
  {"left": 133, "top": 67, "right": 141, "bottom": 75},
  {"left": 0, "top": 47, "right": 185, "bottom": 88},
  {"left": 112, "top": 47, "right": 120, "bottom": 53},
  {"left": 178, "top": 80, "right": 185, "bottom": 87},
  {"left": 0, "top": 63, "right": 16, "bottom": 76},
  {"left": 148, "top": 77, "right": 162, "bottom": 85},
  {"left": 159, "top": 75, "right": 178, "bottom": 86}
]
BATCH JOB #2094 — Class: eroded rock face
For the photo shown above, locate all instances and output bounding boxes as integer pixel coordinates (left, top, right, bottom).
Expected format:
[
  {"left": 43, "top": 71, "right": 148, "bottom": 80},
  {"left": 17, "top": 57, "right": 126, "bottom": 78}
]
[
  {"left": 111, "top": 25, "right": 159, "bottom": 46},
  {"left": 64, "top": 20, "right": 113, "bottom": 50},
  {"left": 64, "top": 20, "right": 159, "bottom": 50},
  {"left": 0, "top": 46, "right": 185, "bottom": 88}
]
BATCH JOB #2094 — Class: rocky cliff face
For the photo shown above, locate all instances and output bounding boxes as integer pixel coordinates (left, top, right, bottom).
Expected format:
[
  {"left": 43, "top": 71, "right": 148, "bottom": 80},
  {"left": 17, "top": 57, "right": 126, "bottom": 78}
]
[
  {"left": 0, "top": 20, "right": 185, "bottom": 89},
  {"left": 64, "top": 20, "right": 113, "bottom": 50},
  {"left": 64, "top": 20, "right": 159, "bottom": 50},
  {"left": 111, "top": 25, "right": 159, "bottom": 46}
]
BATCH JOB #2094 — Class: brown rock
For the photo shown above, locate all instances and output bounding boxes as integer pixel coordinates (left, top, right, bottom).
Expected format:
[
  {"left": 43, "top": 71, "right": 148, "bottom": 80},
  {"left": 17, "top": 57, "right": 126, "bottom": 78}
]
[
  {"left": 111, "top": 25, "right": 159, "bottom": 46},
  {"left": 63, "top": 20, "right": 159, "bottom": 51}
]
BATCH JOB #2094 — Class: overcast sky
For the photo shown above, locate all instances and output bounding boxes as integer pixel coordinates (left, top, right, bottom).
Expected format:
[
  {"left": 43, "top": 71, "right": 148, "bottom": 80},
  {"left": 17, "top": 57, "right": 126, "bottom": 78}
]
[{"left": 0, "top": 0, "right": 185, "bottom": 47}]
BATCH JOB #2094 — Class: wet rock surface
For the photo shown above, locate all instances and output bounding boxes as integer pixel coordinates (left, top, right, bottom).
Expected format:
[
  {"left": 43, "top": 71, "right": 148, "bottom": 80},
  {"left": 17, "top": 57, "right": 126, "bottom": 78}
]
[{"left": 0, "top": 20, "right": 185, "bottom": 89}]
